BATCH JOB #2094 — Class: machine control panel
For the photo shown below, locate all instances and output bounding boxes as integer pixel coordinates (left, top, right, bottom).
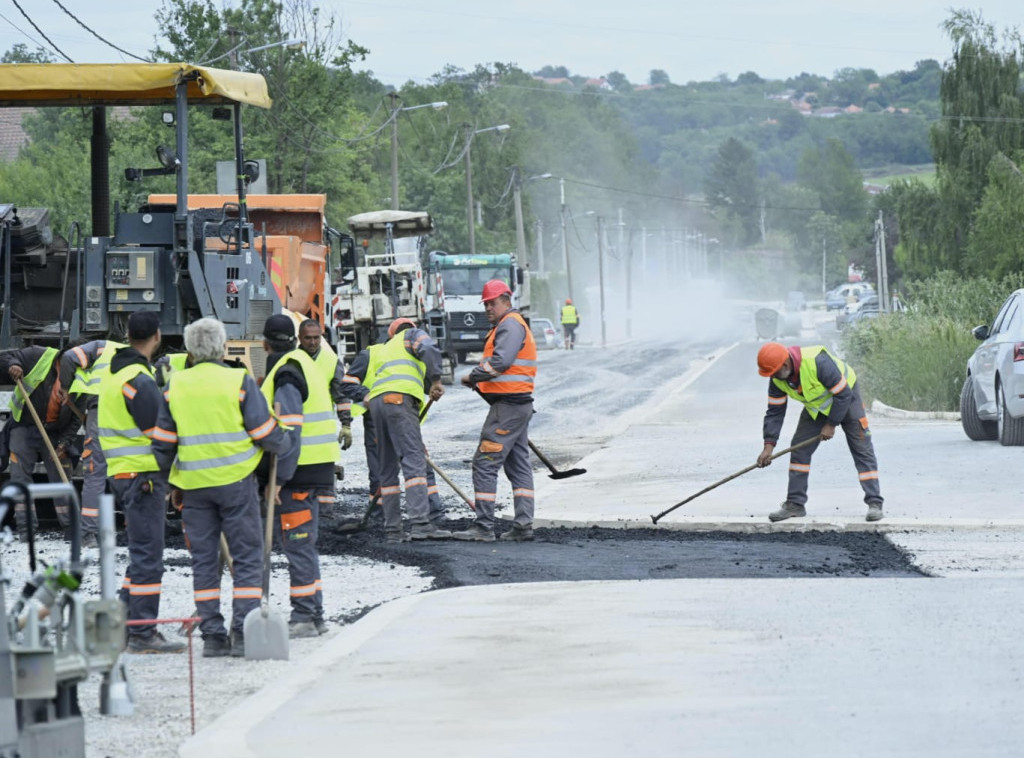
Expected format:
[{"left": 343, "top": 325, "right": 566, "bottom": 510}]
[{"left": 106, "top": 248, "right": 157, "bottom": 289}]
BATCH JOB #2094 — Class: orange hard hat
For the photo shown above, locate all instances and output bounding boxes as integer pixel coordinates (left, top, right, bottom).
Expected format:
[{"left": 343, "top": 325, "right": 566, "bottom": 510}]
[
  {"left": 565, "top": 298, "right": 573, "bottom": 305},
  {"left": 481, "top": 279, "right": 512, "bottom": 303},
  {"left": 757, "top": 342, "right": 789, "bottom": 377},
  {"left": 387, "top": 317, "right": 417, "bottom": 339}
]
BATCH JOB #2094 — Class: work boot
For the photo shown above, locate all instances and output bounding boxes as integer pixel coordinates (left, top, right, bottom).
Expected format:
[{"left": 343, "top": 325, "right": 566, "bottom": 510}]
[
  {"left": 768, "top": 501, "right": 806, "bottom": 522},
  {"left": 451, "top": 524, "right": 496, "bottom": 542},
  {"left": 384, "top": 529, "right": 409, "bottom": 544},
  {"left": 410, "top": 523, "right": 452, "bottom": 540},
  {"left": 229, "top": 630, "right": 245, "bottom": 658},
  {"left": 202, "top": 634, "right": 231, "bottom": 658},
  {"left": 499, "top": 526, "right": 534, "bottom": 542},
  {"left": 865, "top": 503, "right": 884, "bottom": 522},
  {"left": 314, "top": 619, "right": 329, "bottom": 636},
  {"left": 81, "top": 533, "right": 99, "bottom": 551},
  {"left": 289, "top": 621, "right": 319, "bottom": 639},
  {"left": 127, "top": 631, "right": 186, "bottom": 654}
]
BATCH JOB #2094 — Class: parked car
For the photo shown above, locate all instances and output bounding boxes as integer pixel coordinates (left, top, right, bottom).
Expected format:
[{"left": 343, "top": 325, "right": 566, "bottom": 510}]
[
  {"left": 961, "top": 288, "right": 1024, "bottom": 445},
  {"left": 836, "top": 294, "right": 879, "bottom": 329},
  {"left": 530, "top": 317, "right": 563, "bottom": 350},
  {"left": 826, "top": 282, "right": 874, "bottom": 311}
]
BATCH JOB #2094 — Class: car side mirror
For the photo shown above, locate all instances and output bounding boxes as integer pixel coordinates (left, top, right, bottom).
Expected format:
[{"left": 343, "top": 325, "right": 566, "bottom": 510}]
[{"left": 972, "top": 324, "right": 990, "bottom": 340}]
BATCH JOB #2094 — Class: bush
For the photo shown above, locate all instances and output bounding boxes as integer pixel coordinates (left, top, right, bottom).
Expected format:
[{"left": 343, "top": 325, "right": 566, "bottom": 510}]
[{"left": 841, "top": 272, "right": 1024, "bottom": 411}]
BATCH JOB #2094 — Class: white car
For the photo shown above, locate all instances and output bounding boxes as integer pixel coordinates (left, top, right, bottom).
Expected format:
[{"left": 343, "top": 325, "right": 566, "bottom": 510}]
[
  {"left": 530, "top": 317, "right": 563, "bottom": 350},
  {"left": 961, "top": 288, "right": 1024, "bottom": 445}
]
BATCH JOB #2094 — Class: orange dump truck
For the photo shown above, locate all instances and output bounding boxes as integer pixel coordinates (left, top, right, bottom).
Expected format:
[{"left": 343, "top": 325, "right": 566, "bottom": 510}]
[{"left": 147, "top": 193, "right": 330, "bottom": 327}]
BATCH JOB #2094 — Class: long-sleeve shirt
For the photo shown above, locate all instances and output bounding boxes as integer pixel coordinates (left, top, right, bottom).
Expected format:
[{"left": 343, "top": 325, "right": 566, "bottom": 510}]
[
  {"left": 401, "top": 327, "right": 443, "bottom": 385},
  {"left": 339, "top": 348, "right": 372, "bottom": 407},
  {"left": 467, "top": 310, "right": 532, "bottom": 403},
  {"left": 152, "top": 360, "right": 291, "bottom": 476},
  {"left": 762, "top": 347, "right": 856, "bottom": 445},
  {"left": 58, "top": 339, "right": 107, "bottom": 392},
  {"left": 0, "top": 346, "right": 78, "bottom": 444}
]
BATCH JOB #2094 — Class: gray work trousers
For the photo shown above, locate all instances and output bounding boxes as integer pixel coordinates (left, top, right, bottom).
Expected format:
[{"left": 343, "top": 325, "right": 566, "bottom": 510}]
[
  {"left": 112, "top": 474, "right": 168, "bottom": 637},
  {"left": 180, "top": 475, "right": 264, "bottom": 638},
  {"left": 8, "top": 424, "right": 71, "bottom": 531},
  {"left": 80, "top": 399, "right": 105, "bottom": 535},
  {"left": 364, "top": 409, "right": 443, "bottom": 520},
  {"left": 471, "top": 400, "right": 535, "bottom": 530},
  {"left": 369, "top": 394, "right": 430, "bottom": 531},
  {"left": 273, "top": 484, "right": 329, "bottom": 624},
  {"left": 786, "top": 386, "right": 883, "bottom": 507}
]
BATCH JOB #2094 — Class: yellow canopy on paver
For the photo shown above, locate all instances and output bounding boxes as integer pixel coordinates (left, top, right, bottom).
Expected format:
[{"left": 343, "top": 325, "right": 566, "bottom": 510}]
[{"left": 0, "top": 63, "right": 271, "bottom": 108}]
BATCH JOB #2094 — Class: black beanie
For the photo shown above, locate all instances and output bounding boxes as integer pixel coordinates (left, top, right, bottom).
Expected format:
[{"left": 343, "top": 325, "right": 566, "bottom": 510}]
[{"left": 128, "top": 311, "right": 161, "bottom": 340}]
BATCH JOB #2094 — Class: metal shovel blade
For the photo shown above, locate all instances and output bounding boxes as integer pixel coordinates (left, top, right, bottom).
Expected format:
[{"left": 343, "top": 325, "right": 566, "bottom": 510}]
[
  {"left": 547, "top": 467, "right": 587, "bottom": 480},
  {"left": 244, "top": 601, "right": 289, "bottom": 661}
]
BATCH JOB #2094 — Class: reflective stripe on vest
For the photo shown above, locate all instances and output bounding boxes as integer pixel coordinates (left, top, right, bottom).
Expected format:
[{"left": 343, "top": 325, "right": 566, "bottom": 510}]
[
  {"left": 365, "top": 332, "right": 426, "bottom": 402},
  {"left": 262, "top": 350, "right": 339, "bottom": 466},
  {"left": 69, "top": 341, "right": 126, "bottom": 396},
  {"left": 98, "top": 361, "right": 159, "bottom": 474},
  {"left": 771, "top": 346, "right": 857, "bottom": 420},
  {"left": 167, "top": 362, "right": 262, "bottom": 488},
  {"left": 350, "top": 344, "right": 384, "bottom": 418},
  {"left": 10, "top": 347, "right": 58, "bottom": 422},
  {"left": 560, "top": 304, "right": 578, "bottom": 325},
  {"left": 477, "top": 311, "right": 537, "bottom": 396}
]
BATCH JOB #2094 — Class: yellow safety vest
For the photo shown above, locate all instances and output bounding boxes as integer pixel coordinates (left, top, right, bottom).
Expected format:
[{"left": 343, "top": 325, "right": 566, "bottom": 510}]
[
  {"left": 262, "top": 350, "right": 339, "bottom": 466},
  {"left": 349, "top": 344, "right": 382, "bottom": 419},
  {"left": 312, "top": 344, "right": 340, "bottom": 386},
  {"left": 98, "top": 362, "right": 159, "bottom": 475},
  {"left": 156, "top": 353, "right": 190, "bottom": 389},
  {"left": 772, "top": 346, "right": 857, "bottom": 420},
  {"left": 561, "top": 304, "right": 579, "bottom": 325},
  {"left": 167, "top": 362, "right": 263, "bottom": 489},
  {"left": 10, "top": 347, "right": 58, "bottom": 422},
  {"left": 68, "top": 340, "right": 126, "bottom": 396},
  {"left": 365, "top": 332, "right": 426, "bottom": 402}
]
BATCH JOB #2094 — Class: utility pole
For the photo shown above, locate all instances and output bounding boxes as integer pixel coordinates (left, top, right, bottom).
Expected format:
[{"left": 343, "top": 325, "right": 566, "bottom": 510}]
[
  {"left": 640, "top": 226, "right": 647, "bottom": 289},
  {"left": 389, "top": 92, "right": 400, "bottom": 210},
  {"left": 512, "top": 167, "right": 527, "bottom": 267},
  {"left": 597, "top": 216, "right": 607, "bottom": 348},
  {"left": 535, "top": 219, "right": 544, "bottom": 275},
  {"left": 821, "top": 236, "right": 827, "bottom": 297},
  {"left": 463, "top": 124, "right": 476, "bottom": 255},
  {"left": 876, "top": 210, "right": 890, "bottom": 313},
  {"left": 560, "top": 178, "right": 573, "bottom": 301}
]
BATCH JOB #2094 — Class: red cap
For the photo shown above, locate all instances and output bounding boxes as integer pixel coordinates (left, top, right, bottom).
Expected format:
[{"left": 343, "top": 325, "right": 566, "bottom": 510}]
[
  {"left": 481, "top": 279, "right": 512, "bottom": 303},
  {"left": 387, "top": 317, "right": 417, "bottom": 339},
  {"left": 757, "top": 342, "right": 789, "bottom": 377},
  {"left": 565, "top": 298, "right": 573, "bottom": 305}
]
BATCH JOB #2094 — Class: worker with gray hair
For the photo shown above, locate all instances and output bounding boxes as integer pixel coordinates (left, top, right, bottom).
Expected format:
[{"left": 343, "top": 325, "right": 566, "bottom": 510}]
[{"left": 152, "top": 317, "right": 292, "bottom": 658}]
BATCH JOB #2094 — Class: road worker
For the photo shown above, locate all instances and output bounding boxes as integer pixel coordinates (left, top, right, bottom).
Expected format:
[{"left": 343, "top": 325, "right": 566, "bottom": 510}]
[
  {"left": 59, "top": 337, "right": 126, "bottom": 549},
  {"left": 98, "top": 311, "right": 185, "bottom": 654},
  {"left": 755, "top": 341, "right": 884, "bottom": 523},
  {"left": 560, "top": 298, "right": 579, "bottom": 350},
  {"left": 0, "top": 345, "right": 78, "bottom": 537},
  {"left": 260, "top": 314, "right": 335, "bottom": 638},
  {"left": 365, "top": 317, "right": 447, "bottom": 543},
  {"left": 152, "top": 318, "right": 291, "bottom": 658},
  {"left": 297, "top": 319, "right": 352, "bottom": 455},
  {"left": 341, "top": 342, "right": 446, "bottom": 524},
  {"left": 454, "top": 280, "right": 537, "bottom": 543}
]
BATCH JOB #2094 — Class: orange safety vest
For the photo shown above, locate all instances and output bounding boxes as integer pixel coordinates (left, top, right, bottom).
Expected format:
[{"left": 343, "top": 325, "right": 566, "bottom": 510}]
[{"left": 477, "top": 311, "right": 537, "bottom": 396}]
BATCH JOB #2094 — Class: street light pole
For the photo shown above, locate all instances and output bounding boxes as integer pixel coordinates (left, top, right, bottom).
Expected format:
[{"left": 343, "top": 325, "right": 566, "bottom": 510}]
[
  {"left": 464, "top": 123, "right": 510, "bottom": 255},
  {"left": 512, "top": 167, "right": 527, "bottom": 265},
  {"left": 388, "top": 97, "right": 446, "bottom": 211},
  {"left": 560, "top": 178, "right": 573, "bottom": 301},
  {"left": 596, "top": 216, "right": 607, "bottom": 348}
]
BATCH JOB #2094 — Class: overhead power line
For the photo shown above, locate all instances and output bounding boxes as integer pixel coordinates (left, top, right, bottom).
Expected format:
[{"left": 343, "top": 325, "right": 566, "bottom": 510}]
[
  {"left": 10, "top": 0, "right": 73, "bottom": 62},
  {"left": 48, "top": 0, "right": 150, "bottom": 62}
]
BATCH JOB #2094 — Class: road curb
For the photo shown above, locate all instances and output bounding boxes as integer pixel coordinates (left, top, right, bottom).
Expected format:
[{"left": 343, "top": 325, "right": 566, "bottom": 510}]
[
  {"left": 533, "top": 517, "right": 1024, "bottom": 534},
  {"left": 870, "top": 399, "right": 960, "bottom": 421}
]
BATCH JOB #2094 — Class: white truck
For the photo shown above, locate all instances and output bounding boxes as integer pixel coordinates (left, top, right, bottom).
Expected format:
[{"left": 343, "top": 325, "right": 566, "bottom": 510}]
[
  {"left": 330, "top": 210, "right": 432, "bottom": 358},
  {"left": 424, "top": 251, "right": 530, "bottom": 381}
]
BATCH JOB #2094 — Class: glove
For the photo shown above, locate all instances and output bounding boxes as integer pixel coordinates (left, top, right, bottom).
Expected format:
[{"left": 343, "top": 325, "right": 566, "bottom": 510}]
[{"left": 339, "top": 425, "right": 353, "bottom": 450}]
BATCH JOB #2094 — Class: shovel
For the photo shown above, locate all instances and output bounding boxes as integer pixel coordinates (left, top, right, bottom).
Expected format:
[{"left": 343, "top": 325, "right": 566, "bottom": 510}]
[
  {"left": 650, "top": 434, "right": 823, "bottom": 524},
  {"left": 245, "top": 453, "right": 289, "bottom": 660}
]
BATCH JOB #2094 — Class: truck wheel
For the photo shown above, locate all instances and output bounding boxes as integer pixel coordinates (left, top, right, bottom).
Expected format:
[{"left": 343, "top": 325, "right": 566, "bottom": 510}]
[
  {"left": 456, "top": 350, "right": 468, "bottom": 364},
  {"left": 960, "top": 375, "right": 996, "bottom": 441}
]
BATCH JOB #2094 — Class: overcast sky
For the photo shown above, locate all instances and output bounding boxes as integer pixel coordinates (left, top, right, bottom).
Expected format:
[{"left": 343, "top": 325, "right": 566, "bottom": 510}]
[{"left": 3, "top": 2, "right": 1021, "bottom": 84}]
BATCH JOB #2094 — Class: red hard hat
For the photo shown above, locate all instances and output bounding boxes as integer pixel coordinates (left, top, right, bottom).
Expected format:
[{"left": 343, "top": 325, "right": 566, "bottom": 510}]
[
  {"left": 757, "top": 342, "right": 789, "bottom": 377},
  {"left": 388, "top": 317, "right": 417, "bottom": 339},
  {"left": 481, "top": 279, "right": 512, "bottom": 303},
  {"left": 565, "top": 298, "right": 573, "bottom": 305}
]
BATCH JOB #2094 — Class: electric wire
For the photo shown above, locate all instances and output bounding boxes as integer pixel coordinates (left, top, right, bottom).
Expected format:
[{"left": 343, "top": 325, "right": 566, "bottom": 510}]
[
  {"left": 48, "top": 0, "right": 150, "bottom": 62},
  {"left": 10, "top": 0, "right": 73, "bottom": 62}
]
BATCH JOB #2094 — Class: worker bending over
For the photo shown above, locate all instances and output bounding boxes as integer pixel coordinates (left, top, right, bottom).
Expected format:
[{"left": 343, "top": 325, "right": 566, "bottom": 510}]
[
  {"left": 455, "top": 280, "right": 537, "bottom": 543},
  {"left": 755, "top": 342, "right": 884, "bottom": 523}
]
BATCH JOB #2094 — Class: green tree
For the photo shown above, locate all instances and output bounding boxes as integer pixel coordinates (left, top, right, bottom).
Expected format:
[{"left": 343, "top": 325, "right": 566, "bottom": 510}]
[
  {"left": 797, "top": 138, "right": 867, "bottom": 221},
  {"left": 704, "top": 137, "right": 760, "bottom": 245},
  {"left": 649, "top": 69, "right": 670, "bottom": 86}
]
